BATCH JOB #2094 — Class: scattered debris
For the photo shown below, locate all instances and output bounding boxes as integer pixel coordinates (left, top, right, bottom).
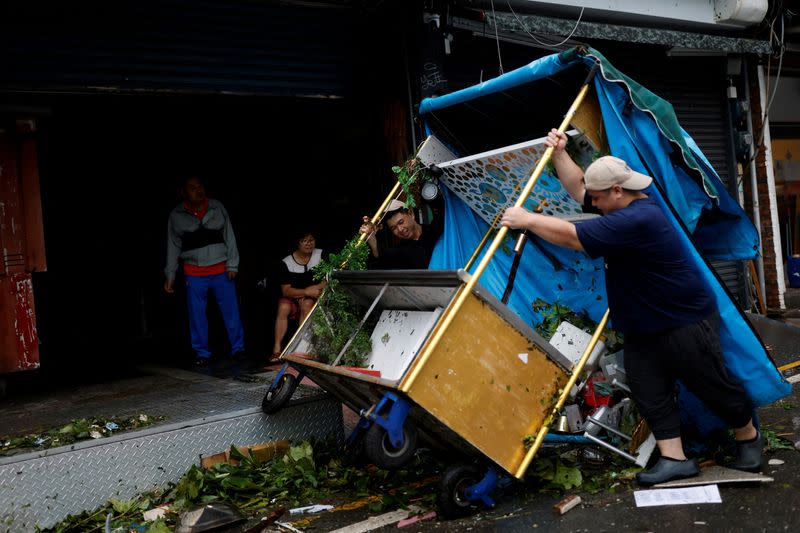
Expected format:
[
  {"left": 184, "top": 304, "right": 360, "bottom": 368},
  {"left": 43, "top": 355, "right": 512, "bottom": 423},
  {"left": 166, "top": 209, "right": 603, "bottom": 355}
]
[
  {"left": 175, "top": 502, "right": 245, "bottom": 533},
  {"left": 553, "top": 494, "right": 582, "bottom": 515},
  {"left": 143, "top": 504, "right": 172, "bottom": 522},
  {"left": 397, "top": 510, "right": 437, "bottom": 528},
  {"left": 242, "top": 507, "right": 287, "bottom": 533},
  {"left": 275, "top": 521, "right": 304, "bottom": 533},
  {"left": 634, "top": 485, "right": 721, "bottom": 507},
  {"left": 768, "top": 459, "right": 785, "bottom": 465},
  {"left": 1, "top": 413, "right": 164, "bottom": 455},
  {"left": 289, "top": 504, "right": 334, "bottom": 515},
  {"left": 328, "top": 506, "right": 419, "bottom": 533}
]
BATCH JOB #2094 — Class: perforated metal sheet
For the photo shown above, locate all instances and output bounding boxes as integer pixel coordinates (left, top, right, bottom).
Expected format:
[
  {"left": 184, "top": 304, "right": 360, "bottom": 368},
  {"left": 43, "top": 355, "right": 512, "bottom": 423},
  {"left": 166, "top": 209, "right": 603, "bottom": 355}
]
[{"left": 0, "top": 397, "right": 343, "bottom": 532}]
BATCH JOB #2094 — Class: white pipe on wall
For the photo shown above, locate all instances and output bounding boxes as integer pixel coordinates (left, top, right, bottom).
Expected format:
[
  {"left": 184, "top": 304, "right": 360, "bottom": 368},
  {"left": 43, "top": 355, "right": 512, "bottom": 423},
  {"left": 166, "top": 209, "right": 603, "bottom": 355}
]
[{"left": 758, "top": 64, "right": 786, "bottom": 309}]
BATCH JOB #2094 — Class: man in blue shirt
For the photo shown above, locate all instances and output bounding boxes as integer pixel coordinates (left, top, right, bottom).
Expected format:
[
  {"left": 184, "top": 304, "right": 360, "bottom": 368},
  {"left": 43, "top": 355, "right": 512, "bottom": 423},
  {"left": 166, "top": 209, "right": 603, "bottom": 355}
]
[{"left": 501, "top": 129, "right": 761, "bottom": 485}]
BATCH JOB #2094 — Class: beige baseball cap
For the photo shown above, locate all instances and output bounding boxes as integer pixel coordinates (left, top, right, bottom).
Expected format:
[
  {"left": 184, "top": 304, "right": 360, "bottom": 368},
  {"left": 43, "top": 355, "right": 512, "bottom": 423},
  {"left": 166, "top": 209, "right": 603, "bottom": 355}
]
[
  {"left": 584, "top": 156, "right": 653, "bottom": 191},
  {"left": 385, "top": 199, "right": 407, "bottom": 213}
]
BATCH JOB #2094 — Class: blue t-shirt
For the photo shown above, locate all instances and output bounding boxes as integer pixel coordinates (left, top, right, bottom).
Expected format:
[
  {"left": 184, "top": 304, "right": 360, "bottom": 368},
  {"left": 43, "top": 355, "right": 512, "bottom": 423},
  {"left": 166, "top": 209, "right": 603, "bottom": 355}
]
[{"left": 575, "top": 196, "right": 714, "bottom": 335}]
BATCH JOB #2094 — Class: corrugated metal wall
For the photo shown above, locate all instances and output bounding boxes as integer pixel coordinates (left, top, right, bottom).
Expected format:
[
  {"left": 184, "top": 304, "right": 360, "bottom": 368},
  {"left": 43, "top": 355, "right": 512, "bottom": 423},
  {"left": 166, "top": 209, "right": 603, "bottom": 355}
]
[
  {"left": 0, "top": 0, "right": 362, "bottom": 97},
  {"left": 627, "top": 56, "right": 745, "bottom": 305}
]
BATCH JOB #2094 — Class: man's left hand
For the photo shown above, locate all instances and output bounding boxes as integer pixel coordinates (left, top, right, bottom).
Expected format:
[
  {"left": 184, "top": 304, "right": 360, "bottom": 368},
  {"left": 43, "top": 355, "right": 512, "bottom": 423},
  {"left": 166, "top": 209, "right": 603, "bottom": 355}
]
[{"left": 227, "top": 271, "right": 237, "bottom": 281}]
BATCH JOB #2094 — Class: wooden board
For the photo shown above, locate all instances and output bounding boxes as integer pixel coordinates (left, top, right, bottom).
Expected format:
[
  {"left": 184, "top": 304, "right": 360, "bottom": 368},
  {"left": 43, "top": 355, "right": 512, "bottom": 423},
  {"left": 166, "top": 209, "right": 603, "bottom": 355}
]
[{"left": 653, "top": 465, "right": 774, "bottom": 488}]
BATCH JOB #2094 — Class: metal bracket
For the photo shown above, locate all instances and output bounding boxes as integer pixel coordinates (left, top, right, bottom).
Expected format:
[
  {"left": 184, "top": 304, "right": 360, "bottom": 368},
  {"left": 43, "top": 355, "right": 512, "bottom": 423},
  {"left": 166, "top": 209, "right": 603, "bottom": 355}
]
[
  {"left": 465, "top": 467, "right": 499, "bottom": 507},
  {"left": 366, "top": 391, "right": 411, "bottom": 449},
  {"left": 268, "top": 363, "right": 304, "bottom": 393}
]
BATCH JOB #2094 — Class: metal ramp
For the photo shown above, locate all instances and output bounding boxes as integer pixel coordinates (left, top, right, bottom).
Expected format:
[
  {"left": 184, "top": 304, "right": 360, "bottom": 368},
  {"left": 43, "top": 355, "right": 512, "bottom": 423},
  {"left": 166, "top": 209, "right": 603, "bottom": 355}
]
[{"left": 0, "top": 367, "right": 343, "bottom": 532}]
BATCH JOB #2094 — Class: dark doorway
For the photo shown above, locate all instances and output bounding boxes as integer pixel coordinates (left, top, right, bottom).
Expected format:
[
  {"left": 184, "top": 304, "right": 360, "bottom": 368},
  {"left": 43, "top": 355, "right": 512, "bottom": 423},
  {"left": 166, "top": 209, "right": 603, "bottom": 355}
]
[{"left": 28, "top": 93, "right": 388, "bottom": 378}]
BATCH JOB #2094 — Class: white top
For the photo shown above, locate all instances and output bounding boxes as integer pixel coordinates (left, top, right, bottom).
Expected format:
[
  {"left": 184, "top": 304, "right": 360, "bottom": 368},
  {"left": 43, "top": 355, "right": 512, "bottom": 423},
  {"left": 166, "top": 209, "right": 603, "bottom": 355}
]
[{"left": 282, "top": 248, "right": 323, "bottom": 273}]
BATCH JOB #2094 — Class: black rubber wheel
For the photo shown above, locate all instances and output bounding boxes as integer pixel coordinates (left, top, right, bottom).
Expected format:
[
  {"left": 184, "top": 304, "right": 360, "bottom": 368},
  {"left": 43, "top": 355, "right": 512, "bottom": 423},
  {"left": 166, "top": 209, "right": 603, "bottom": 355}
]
[
  {"left": 261, "top": 373, "right": 297, "bottom": 414},
  {"left": 363, "top": 420, "right": 418, "bottom": 470},
  {"left": 437, "top": 464, "right": 482, "bottom": 519}
]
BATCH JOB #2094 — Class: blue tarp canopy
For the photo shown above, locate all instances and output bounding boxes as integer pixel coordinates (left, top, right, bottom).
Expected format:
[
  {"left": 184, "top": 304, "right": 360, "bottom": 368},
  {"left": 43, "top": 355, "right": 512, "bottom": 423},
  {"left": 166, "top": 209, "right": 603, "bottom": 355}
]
[{"left": 420, "top": 47, "right": 789, "bottom": 431}]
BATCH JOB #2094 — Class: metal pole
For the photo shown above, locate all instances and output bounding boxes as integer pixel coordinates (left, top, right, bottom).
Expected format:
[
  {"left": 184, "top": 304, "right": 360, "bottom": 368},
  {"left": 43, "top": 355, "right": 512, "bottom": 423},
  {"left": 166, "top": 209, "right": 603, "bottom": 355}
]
[
  {"left": 514, "top": 308, "right": 610, "bottom": 479},
  {"left": 400, "top": 62, "right": 601, "bottom": 394}
]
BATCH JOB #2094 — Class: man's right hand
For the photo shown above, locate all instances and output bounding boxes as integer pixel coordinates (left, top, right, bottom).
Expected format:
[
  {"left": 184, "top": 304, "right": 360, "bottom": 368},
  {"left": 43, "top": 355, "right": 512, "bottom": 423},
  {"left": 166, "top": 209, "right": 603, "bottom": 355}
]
[
  {"left": 164, "top": 278, "right": 175, "bottom": 294},
  {"left": 359, "top": 216, "right": 377, "bottom": 238},
  {"left": 545, "top": 128, "right": 568, "bottom": 155}
]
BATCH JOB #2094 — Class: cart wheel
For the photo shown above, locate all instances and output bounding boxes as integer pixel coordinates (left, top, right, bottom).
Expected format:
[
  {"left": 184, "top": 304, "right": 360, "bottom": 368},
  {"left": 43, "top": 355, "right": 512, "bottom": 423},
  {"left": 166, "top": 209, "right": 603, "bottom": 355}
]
[
  {"left": 261, "top": 374, "right": 297, "bottom": 414},
  {"left": 363, "top": 420, "right": 418, "bottom": 470},
  {"left": 437, "top": 464, "right": 481, "bottom": 519}
]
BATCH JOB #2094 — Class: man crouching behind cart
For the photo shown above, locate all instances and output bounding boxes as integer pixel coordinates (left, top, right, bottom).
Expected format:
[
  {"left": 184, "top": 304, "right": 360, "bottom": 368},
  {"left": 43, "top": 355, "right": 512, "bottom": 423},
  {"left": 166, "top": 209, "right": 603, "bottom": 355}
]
[
  {"left": 500, "top": 129, "right": 761, "bottom": 486},
  {"left": 359, "top": 199, "right": 443, "bottom": 270}
]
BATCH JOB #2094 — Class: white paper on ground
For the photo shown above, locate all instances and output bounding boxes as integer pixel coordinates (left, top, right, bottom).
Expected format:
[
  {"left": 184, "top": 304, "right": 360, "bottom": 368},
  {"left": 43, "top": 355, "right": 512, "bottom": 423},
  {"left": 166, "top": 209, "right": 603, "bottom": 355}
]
[
  {"left": 289, "top": 504, "right": 334, "bottom": 514},
  {"left": 634, "top": 485, "right": 722, "bottom": 507}
]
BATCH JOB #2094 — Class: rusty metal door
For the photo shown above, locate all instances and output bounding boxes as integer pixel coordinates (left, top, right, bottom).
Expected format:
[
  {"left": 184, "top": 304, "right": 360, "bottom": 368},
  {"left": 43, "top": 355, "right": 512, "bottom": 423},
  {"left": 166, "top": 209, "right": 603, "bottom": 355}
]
[{"left": 0, "top": 119, "right": 46, "bottom": 375}]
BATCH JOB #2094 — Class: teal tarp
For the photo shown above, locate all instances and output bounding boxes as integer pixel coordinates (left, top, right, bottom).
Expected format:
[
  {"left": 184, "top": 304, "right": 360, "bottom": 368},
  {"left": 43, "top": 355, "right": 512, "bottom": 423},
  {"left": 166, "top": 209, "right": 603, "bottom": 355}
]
[{"left": 421, "top": 47, "right": 789, "bottom": 432}]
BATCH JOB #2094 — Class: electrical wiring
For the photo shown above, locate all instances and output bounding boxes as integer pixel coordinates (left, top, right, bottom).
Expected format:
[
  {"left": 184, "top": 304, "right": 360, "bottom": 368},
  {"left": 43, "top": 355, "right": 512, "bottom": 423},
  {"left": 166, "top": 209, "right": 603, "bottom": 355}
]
[
  {"left": 489, "top": 0, "right": 504, "bottom": 75},
  {"left": 505, "top": 1, "right": 584, "bottom": 50}
]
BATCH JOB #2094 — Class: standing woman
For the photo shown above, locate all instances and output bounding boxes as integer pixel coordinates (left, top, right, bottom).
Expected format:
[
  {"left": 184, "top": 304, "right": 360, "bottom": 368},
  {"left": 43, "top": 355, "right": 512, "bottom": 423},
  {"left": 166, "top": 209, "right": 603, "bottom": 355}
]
[{"left": 271, "top": 230, "right": 325, "bottom": 361}]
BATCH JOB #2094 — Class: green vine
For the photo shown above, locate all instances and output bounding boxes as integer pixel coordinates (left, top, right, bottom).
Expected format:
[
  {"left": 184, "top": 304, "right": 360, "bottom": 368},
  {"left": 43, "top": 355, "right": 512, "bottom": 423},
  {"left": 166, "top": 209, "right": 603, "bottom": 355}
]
[
  {"left": 313, "top": 234, "right": 369, "bottom": 283},
  {"left": 391, "top": 158, "right": 434, "bottom": 209},
  {"left": 309, "top": 287, "right": 373, "bottom": 367},
  {"left": 308, "top": 235, "right": 373, "bottom": 367}
]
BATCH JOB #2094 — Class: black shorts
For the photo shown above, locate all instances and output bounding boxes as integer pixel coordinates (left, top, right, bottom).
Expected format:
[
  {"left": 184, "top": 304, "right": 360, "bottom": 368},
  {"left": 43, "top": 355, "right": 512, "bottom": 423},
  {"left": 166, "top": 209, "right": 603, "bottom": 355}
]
[{"left": 624, "top": 311, "right": 752, "bottom": 440}]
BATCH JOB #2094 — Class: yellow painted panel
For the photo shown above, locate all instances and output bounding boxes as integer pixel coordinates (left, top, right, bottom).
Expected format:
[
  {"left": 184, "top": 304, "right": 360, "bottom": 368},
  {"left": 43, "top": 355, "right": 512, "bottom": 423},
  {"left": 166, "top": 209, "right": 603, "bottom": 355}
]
[
  {"left": 570, "top": 88, "right": 608, "bottom": 154},
  {"left": 407, "top": 293, "right": 567, "bottom": 474}
]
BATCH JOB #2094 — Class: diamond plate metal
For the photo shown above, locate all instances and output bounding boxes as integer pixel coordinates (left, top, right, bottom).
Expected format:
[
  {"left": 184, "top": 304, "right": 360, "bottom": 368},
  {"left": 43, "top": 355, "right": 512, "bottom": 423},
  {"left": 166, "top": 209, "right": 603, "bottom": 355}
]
[{"left": 0, "top": 397, "right": 342, "bottom": 532}]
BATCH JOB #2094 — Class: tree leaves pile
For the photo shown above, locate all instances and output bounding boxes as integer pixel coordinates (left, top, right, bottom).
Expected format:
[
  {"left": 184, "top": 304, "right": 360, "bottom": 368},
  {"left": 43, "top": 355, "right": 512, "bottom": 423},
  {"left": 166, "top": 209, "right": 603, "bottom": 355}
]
[{"left": 45, "top": 439, "right": 442, "bottom": 533}]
